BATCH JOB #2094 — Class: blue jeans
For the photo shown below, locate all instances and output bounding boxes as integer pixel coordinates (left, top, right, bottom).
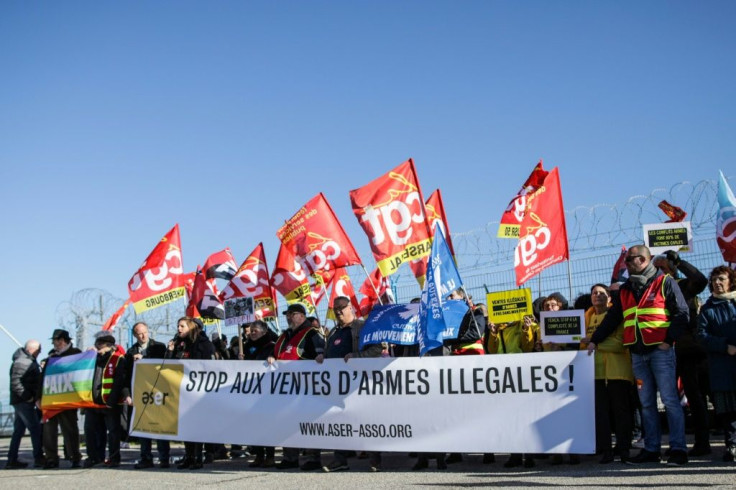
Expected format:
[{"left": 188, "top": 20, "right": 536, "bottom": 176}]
[
  {"left": 8, "top": 402, "right": 43, "bottom": 462},
  {"left": 632, "top": 347, "right": 686, "bottom": 452}
]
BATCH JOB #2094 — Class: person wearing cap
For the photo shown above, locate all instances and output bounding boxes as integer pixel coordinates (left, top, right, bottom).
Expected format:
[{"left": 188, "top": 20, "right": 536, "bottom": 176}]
[
  {"left": 6, "top": 339, "right": 44, "bottom": 469},
  {"left": 167, "top": 316, "right": 216, "bottom": 470},
  {"left": 125, "top": 322, "right": 170, "bottom": 469},
  {"left": 83, "top": 331, "right": 131, "bottom": 468},
  {"left": 39, "top": 329, "right": 83, "bottom": 469},
  {"left": 268, "top": 303, "right": 325, "bottom": 471},
  {"left": 321, "top": 296, "right": 383, "bottom": 473}
]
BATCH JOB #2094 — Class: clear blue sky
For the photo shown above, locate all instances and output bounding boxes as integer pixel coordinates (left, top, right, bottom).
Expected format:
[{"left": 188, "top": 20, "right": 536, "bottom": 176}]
[{"left": 1, "top": 1, "right": 734, "bottom": 403}]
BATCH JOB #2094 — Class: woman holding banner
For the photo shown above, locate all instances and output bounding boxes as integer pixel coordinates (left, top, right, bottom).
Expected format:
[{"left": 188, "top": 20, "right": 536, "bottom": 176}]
[
  {"left": 167, "top": 316, "right": 216, "bottom": 470},
  {"left": 697, "top": 266, "right": 736, "bottom": 462},
  {"left": 580, "top": 284, "right": 634, "bottom": 464},
  {"left": 485, "top": 314, "right": 537, "bottom": 468}
]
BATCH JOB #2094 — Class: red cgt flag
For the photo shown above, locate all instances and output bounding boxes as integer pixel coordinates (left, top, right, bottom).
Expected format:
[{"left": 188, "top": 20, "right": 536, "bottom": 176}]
[
  {"left": 514, "top": 167, "right": 569, "bottom": 286},
  {"left": 277, "top": 193, "right": 362, "bottom": 277},
  {"left": 326, "top": 268, "right": 362, "bottom": 320},
  {"left": 409, "top": 188, "right": 455, "bottom": 286},
  {"left": 128, "top": 224, "right": 186, "bottom": 314},
  {"left": 271, "top": 243, "right": 313, "bottom": 311},
  {"left": 349, "top": 158, "right": 432, "bottom": 278},
  {"left": 498, "top": 161, "right": 549, "bottom": 239},
  {"left": 101, "top": 300, "right": 131, "bottom": 331},
  {"left": 221, "top": 243, "right": 278, "bottom": 321}
]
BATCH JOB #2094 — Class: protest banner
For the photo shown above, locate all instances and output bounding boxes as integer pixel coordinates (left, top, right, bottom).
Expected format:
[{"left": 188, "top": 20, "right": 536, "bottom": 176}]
[
  {"left": 359, "top": 303, "right": 419, "bottom": 348},
  {"left": 642, "top": 221, "right": 693, "bottom": 255},
  {"left": 130, "top": 352, "right": 594, "bottom": 454},
  {"left": 486, "top": 288, "right": 532, "bottom": 324},
  {"left": 41, "top": 350, "right": 104, "bottom": 421},
  {"left": 540, "top": 310, "right": 585, "bottom": 344}
]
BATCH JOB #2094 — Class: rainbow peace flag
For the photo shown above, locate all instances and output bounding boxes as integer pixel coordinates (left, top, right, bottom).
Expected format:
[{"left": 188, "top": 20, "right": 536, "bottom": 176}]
[{"left": 41, "top": 350, "right": 104, "bottom": 420}]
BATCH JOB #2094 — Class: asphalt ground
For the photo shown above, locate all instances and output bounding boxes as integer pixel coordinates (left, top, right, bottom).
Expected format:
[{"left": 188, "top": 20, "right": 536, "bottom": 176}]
[{"left": 1, "top": 436, "right": 735, "bottom": 489}]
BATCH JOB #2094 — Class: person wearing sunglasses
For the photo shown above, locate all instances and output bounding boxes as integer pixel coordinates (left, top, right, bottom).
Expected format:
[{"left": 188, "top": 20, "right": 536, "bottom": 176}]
[{"left": 586, "top": 245, "right": 690, "bottom": 466}]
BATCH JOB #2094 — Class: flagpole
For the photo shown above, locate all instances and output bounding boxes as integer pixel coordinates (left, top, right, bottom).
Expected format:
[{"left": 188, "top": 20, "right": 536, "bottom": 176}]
[
  {"left": 0, "top": 323, "right": 23, "bottom": 348},
  {"left": 459, "top": 286, "right": 482, "bottom": 339},
  {"left": 237, "top": 323, "right": 244, "bottom": 360},
  {"left": 359, "top": 263, "right": 384, "bottom": 305},
  {"left": 566, "top": 259, "right": 574, "bottom": 304}
]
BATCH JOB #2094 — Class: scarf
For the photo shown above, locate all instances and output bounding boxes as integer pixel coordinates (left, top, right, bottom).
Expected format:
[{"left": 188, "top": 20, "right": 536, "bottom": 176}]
[
  {"left": 628, "top": 261, "right": 658, "bottom": 293},
  {"left": 713, "top": 290, "right": 736, "bottom": 301}
]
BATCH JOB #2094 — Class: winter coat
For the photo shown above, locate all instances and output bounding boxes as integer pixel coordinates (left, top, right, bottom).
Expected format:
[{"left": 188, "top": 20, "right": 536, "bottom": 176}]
[
  {"left": 697, "top": 294, "right": 736, "bottom": 392},
  {"left": 10, "top": 348, "right": 41, "bottom": 405}
]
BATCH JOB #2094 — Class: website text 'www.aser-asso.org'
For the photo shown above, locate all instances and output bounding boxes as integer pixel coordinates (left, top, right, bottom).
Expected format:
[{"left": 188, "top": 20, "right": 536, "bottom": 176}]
[{"left": 299, "top": 422, "right": 413, "bottom": 438}]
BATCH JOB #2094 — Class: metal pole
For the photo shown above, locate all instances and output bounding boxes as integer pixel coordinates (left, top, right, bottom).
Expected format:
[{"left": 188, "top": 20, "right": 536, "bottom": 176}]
[
  {"left": 459, "top": 286, "right": 482, "bottom": 339},
  {"left": 359, "top": 264, "right": 384, "bottom": 305},
  {"left": 0, "top": 323, "right": 22, "bottom": 347},
  {"left": 567, "top": 259, "right": 574, "bottom": 303}
]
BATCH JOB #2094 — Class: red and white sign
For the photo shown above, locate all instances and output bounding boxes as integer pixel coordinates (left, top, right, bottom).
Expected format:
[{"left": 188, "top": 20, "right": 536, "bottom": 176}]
[
  {"left": 349, "top": 159, "right": 432, "bottom": 277},
  {"left": 514, "top": 167, "right": 569, "bottom": 285},
  {"left": 128, "top": 224, "right": 186, "bottom": 314}
]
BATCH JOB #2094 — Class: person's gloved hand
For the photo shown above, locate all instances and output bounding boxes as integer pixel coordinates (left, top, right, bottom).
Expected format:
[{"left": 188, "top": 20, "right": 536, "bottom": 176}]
[{"left": 664, "top": 250, "right": 680, "bottom": 267}]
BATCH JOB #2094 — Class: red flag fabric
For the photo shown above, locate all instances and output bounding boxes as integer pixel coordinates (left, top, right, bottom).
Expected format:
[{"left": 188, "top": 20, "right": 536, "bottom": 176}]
[
  {"left": 186, "top": 249, "right": 237, "bottom": 320},
  {"left": 514, "top": 167, "right": 569, "bottom": 285},
  {"left": 611, "top": 245, "right": 629, "bottom": 284},
  {"left": 358, "top": 268, "right": 394, "bottom": 317},
  {"left": 326, "top": 268, "right": 362, "bottom": 320},
  {"left": 101, "top": 300, "right": 131, "bottom": 331},
  {"left": 349, "top": 158, "right": 432, "bottom": 278},
  {"left": 128, "top": 224, "right": 186, "bottom": 314},
  {"left": 221, "top": 243, "right": 278, "bottom": 321},
  {"left": 271, "top": 243, "right": 313, "bottom": 311},
  {"left": 277, "top": 193, "right": 361, "bottom": 278},
  {"left": 658, "top": 200, "right": 687, "bottom": 223},
  {"left": 409, "top": 188, "right": 455, "bottom": 285},
  {"left": 717, "top": 171, "right": 736, "bottom": 263},
  {"left": 498, "top": 161, "right": 549, "bottom": 239}
]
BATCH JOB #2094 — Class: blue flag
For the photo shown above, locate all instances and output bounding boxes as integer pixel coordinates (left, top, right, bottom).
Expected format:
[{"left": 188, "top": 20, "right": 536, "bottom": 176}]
[
  {"left": 359, "top": 303, "right": 419, "bottom": 349},
  {"left": 417, "top": 227, "right": 469, "bottom": 356}
]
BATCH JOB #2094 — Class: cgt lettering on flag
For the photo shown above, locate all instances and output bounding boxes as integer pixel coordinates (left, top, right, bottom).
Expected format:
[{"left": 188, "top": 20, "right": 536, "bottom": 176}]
[{"left": 350, "top": 159, "right": 432, "bottom": 277}]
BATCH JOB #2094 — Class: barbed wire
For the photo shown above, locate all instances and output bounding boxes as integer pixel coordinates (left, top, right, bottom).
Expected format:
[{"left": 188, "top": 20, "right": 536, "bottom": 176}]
[{"left": 57, "top": 176, "right": 731, "bottom": 344}]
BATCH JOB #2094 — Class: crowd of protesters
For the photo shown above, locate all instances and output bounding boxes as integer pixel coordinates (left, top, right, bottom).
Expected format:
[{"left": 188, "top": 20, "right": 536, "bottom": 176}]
[{"left": 5, "top": 245, "right": 736, "bottom": 472}]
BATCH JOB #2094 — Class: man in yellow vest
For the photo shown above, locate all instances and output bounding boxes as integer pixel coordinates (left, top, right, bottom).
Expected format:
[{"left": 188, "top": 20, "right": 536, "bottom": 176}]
[{"left": 587, "top": 245, "right": 690, "bottom": 466}]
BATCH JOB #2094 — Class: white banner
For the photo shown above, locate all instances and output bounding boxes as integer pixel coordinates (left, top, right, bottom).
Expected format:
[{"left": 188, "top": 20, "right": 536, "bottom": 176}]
[{"left": 130, "top": 352, "right": 595, "bottom": 454}]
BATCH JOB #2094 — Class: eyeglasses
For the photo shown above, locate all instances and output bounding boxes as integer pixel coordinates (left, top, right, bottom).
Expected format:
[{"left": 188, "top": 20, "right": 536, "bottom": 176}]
[
  {"left": 333, "top": 305, "right": 350, "bottom": 315},
  {"left": 625, "top": 255, "right": 644, "bottom": 263}
]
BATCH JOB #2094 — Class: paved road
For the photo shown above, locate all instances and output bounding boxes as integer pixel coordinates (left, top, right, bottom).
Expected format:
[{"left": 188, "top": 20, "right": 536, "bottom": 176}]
[{"left": 1, "top": 437, "right": 734, "bottom": 489}]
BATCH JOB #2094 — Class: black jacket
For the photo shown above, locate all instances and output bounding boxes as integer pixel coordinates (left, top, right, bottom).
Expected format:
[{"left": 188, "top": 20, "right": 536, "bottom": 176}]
[
  {"left": 10, "top": 348, "right": 41, "bottom": 405},
  {"left": 125, "top": 338, "right": 167, "bottom": 389},
  {"left": 169, "top": 331, "right": 216, "bottom": 360},
  {"left": 91, "top": 349, "right": 130, "bottom": 406},
  {"left": 242, "top": 335, "right": 276, "bottom": 361}
]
